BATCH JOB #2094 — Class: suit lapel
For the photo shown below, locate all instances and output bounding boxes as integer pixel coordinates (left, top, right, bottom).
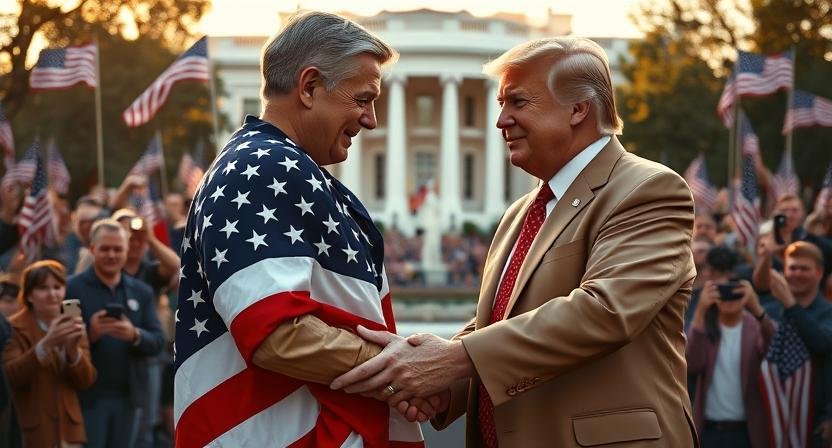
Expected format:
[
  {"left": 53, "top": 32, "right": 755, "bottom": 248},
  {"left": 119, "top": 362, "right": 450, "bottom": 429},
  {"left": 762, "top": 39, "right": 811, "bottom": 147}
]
[
  {"left": 476, "top": 194, "right": 534, "bottom": 329},
  {"left": 501, "top": 138, "right": 626, "bottom": 319}
]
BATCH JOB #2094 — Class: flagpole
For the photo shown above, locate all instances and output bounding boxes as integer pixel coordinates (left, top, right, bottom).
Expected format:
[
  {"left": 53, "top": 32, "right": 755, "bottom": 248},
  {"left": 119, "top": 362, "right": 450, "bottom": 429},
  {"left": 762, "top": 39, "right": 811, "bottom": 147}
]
[
  {"left": 207, "top": 37, "right": 221, "bottom": 156},
  {"left": 784, "top": 46, "right": 796, "bottom": 176},
  {"left": 93, "top": 34, "right": 105, "bottom": 188},
  {"left": 156, "top": 130, "right": 170, "bottom": 197}
]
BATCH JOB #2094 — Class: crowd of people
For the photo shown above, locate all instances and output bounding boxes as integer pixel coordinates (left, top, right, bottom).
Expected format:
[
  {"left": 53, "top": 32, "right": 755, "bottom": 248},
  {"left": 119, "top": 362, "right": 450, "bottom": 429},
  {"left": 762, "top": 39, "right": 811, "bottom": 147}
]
[{"left": 0, "top": 162, "right": 832, "bottom": 447}]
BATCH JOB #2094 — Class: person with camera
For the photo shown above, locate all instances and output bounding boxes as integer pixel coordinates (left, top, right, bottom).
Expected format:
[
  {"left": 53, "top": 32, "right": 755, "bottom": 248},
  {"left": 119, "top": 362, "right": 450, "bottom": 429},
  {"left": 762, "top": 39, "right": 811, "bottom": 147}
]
[
  {"left": 2, "top": 260, "right": 96, "bottom": 447},
  {"left": 65, "top": 219, "right": 165, "bottom": 448},
  {"left": 772, "top": 194, "right": 832, "bottom": 286},
  {"left": 686, "top": 246, "right": 775, "bottom": 448}
]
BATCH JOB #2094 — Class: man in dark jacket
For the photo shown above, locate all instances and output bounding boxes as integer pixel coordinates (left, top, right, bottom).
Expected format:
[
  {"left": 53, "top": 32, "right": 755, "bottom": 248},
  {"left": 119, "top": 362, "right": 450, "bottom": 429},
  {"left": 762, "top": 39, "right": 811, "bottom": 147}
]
[{"left": 66, "top": 219, "right": 165, "bottom": 448}]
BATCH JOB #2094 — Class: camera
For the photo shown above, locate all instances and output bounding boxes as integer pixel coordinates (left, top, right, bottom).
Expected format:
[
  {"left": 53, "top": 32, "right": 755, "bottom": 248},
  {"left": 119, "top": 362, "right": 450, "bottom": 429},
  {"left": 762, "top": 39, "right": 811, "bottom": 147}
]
[
  {"left": 130, "top": 217, "right": 144, "bottom": 231},
  {"left": 773, "top": 214, "right": 787, "bottom": 245},
  {"left": 717, "top": 281, "right": 743, "bottom": 301}
]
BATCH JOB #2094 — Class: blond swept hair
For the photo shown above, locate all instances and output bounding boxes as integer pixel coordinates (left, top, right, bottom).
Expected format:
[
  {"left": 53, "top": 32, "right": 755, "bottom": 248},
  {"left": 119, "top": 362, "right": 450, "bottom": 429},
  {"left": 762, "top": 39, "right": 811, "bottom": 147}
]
[{"left": 483, "top": 37, "right": 623, "bottom": 135}]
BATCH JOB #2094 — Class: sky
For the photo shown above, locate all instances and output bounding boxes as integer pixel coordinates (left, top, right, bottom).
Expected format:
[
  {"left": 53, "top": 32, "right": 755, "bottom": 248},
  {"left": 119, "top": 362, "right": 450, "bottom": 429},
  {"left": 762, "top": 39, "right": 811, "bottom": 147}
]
[{"left": 198, "top": 0, "right": 644, "bottom": 38}]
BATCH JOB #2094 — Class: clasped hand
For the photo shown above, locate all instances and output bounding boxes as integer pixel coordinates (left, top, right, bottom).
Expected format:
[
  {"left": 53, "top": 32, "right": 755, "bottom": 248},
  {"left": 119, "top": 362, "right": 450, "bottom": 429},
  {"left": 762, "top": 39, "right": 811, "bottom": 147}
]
[{"left": 331, "top": 326, "right": 473, "bottom": 422}]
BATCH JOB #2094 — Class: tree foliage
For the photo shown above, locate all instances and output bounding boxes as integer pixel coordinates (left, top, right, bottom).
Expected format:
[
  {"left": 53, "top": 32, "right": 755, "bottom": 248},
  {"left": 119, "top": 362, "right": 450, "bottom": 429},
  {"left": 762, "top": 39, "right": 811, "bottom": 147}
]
[
  {"left": 0, "top": 0, "right": 230, "bottom": 198},
  {"left": 620, "top": 0, "right": 832, "bottom": 188}
]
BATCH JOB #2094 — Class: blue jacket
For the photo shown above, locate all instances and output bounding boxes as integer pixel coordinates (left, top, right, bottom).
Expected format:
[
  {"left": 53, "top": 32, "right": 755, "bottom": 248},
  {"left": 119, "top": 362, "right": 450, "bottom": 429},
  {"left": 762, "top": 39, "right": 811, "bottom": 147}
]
[{"left": 67, "top": 268, "right": 165, "bottom": 408}]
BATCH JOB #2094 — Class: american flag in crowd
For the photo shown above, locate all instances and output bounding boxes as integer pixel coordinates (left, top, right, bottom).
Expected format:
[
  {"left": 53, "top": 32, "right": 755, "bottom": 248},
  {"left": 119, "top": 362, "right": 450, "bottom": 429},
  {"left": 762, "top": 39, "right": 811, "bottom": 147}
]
[
  {"left": 178, "top": 140, "right": 206, "bottom": 198},
  {"left": 782, "top": 89, "right": 832, "bottom": 134},
  {"left": 770, "top": 149, "right": 800, "bottom": 201},
  {"left": 732, "top": 154, "right": 761, "bottom": 247},
  {"left": 122, "top": 36, "right": 210, "bottom": 127},
  {"left": 47, "top": 140, "right": 71, "bottom": 195},
  {"left": 130, "top": 174, "right": 171, "bottom": 245},
  {"left": 18, "top": 146, "right": 55, "bottom": 263},
  {"left": 0, "top": 102, "right": 14, "bottom": 169},
  {"left": 740, "top": 112, "right": 760, "bottom": 157},
  {"left": 816, "top": 162, "right": 832, "bottom": 211},
  {"left": 717, "top": 50, "right": 793, "bottom": 127},
  {"left": 761, "top": 320, "right": 814, "bottom": 448},
  {"left": 1, "top": 140, "right": 37, "bottom": 187},
  {"left": 683, "top": 154, "right": 718, "bottom": 211},
  {"left": 128, "top": 133, "right": 164, "bottom": 176},
  {"left": 29, "top": 43, "right": 97, "bottom": 90},
  {"left": 173, "top": 117, "right": 423, "bottom": 447}
]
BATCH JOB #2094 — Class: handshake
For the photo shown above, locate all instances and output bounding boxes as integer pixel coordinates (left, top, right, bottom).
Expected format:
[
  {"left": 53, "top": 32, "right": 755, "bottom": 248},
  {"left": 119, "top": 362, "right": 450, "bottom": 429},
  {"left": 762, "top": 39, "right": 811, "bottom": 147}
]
[{"left": 330, "top": 326, "right": 476, "bottom": 422}]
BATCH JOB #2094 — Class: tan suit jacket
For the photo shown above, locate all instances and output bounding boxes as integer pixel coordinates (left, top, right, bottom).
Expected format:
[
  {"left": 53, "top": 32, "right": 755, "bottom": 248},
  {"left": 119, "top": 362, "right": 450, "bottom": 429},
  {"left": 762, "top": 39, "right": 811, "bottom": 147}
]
[
  {"left": 3, "top": 308, "right": 96, "bottom": 448},
  {"left": 434, "top": 138, "right": 698, "bottom": 447}
]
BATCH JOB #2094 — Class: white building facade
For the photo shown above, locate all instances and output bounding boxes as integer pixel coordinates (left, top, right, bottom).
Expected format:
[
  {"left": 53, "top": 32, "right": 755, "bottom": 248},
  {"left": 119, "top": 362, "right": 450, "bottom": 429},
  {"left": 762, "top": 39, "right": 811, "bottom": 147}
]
[{"left": 210, "top": 9, "right": 633, "bottom": 235}]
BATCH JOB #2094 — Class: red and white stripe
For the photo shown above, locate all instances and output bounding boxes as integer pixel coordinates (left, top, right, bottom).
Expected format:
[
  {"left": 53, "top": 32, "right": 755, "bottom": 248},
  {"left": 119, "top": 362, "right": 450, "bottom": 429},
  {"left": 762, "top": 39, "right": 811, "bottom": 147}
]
[
  {"left": 733, "top": 193, "right": 759, "bottom": 246},
  {"left": 760, "top": 360, "right": 813, "bottom": 448},
  {"left": 717, "top": 79, "right": 736, "bottom": 127},
  {"left": 734, "top": 55, "right": 793, "bottom": 97},
  {"left": 174, "top": 257, "right": 424, "bottom": 448},
  {"left": 783, "top": 96, "right": 832, "bottom": 134},
  {"left": 29, "top": 44, "right": 97, "bottom": 90},
  {"left": 122, "top": 57, "right": 209, "bottom": 128},
  {"left": 18, "top": 189, "right": 55, "bottom": 262}
]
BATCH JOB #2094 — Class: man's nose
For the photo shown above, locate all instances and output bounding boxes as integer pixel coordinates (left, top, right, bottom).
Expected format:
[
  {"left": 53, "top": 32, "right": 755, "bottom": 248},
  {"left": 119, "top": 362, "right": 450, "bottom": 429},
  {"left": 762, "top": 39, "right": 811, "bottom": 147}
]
[
  {"left": 496, "top": 107, "right": 514, "bottom": 129},
  {"left": 360, "top": 104, "right": 377, "bottom": 130}
]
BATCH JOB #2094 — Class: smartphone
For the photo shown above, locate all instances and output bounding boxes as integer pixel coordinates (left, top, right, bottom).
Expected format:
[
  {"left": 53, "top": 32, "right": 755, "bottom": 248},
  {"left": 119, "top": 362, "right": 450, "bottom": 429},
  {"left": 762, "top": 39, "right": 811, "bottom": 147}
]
[
  {"left": 61, "top": 299, "right": 82, "bottom": 318},
  {"left": 773, "top": 214, "right": 787, "bottom": 245},
  {"left": 105, "top": 303, "right": 124, "bottom": 319},
  {"left": 717, "top": 282, "right": 743, "bottom": 301}
]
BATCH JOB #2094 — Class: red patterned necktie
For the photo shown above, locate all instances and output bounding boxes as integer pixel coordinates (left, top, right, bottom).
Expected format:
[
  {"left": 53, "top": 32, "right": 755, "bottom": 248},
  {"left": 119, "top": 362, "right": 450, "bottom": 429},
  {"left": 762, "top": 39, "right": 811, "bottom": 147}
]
[{"left": 478, "top": 183, "right": 554, "bottom": 448}]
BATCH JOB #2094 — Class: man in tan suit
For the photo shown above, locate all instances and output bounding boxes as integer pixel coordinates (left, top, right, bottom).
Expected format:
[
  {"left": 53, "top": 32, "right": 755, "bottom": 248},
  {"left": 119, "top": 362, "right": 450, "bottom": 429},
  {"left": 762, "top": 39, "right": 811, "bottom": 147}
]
[{"left": 332, "top": 37, "right": 698, "bottom": 447}]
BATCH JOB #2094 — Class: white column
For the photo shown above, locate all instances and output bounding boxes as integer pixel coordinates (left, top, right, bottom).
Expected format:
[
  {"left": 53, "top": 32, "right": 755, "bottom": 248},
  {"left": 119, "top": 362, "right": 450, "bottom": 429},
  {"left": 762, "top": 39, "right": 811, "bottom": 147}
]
[
  {"left": 384, "top": 73, "right": 410, "bottom": 234},
  {"left": 440, "top": 74, "right": 462, "bottom": 232},
  {"left": 484, "top": 79, "right": 506, "bottom": 223},
  {"left": 338, "top": 133, "right": 362, "bottom": 197}
]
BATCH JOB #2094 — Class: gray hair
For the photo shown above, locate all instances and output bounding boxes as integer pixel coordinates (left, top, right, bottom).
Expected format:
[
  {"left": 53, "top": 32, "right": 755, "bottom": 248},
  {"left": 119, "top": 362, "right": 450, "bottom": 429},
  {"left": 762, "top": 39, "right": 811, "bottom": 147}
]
[
  {"left": 89, "top": 218, "right": 128, "bottom": 246},
  {"left": 262, "top": 11, "right": 398, "bottom": 97},
  {"left": 484, "top": 37, "right": 623, "bottom": 135}
]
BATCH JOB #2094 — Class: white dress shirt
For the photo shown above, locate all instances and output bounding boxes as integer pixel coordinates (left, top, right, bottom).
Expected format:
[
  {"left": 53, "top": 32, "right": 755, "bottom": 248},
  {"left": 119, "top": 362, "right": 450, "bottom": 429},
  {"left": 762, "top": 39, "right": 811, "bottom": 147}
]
[{"left": 497, "top": 135, "right": 611, "bottom": 289}]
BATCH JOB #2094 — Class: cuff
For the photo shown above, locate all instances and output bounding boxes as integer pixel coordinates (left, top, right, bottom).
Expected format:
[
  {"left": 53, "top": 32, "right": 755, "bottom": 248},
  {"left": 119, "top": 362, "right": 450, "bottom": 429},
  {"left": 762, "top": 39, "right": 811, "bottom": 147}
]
[
  {"left": 132, "top": 328, "right": 142, "bottom": 347},
  {"left": 68, "top": 348, "right": 83, "bottom": 367},
  {"left": 35, "top": 341, "right": 49, "bottom": 365}
]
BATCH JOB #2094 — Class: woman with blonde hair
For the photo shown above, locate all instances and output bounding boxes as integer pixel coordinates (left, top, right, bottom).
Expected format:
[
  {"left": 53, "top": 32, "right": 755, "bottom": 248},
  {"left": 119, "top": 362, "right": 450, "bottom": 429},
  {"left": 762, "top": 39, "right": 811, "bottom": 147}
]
[{"left": 3, "top": 260, "right": 96, "bottom": 447}]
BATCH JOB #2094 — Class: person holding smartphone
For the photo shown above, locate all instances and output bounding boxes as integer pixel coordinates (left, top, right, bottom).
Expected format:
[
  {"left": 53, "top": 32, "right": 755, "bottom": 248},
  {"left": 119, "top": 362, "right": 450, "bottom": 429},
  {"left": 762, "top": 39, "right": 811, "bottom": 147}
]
[
  {"left": 686, "top": 250, "right": 775, "bottom": 448},
  {"left": 2, "top": 260, "right": 96, "bottom": 448},
  {"left": 65, "top": 219, "right": 165, "bottom": 448}
]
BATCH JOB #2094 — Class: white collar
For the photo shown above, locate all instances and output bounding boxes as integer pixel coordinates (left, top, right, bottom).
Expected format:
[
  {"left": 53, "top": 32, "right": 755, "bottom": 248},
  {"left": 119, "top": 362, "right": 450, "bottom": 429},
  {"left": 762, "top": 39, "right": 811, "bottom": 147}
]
[{"left": 545, "top": 135, "right": 611, "bottom": 200}]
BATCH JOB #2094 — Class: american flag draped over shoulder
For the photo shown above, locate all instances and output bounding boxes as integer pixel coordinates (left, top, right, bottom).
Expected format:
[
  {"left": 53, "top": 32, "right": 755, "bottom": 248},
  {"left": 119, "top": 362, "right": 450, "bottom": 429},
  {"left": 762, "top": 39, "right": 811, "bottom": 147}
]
[
  {"left": 122, "top": 36, "right": 210, "bottom": 128},
  {"left": 717, "top": 50, "right": 793, "bottom": 128},
  {"left": 770, "top": 149, "right": 800, "bottom": 201},
  {"left": 732, "top": 154, "right": 761, "bottom": 247},
  {"left": 29, "top": 43, "right": 97, "bottom": 90},
  {"left": 174, "top": 116, "right": 423, "bottom": 448},
  {"left": 783, "top": 90, "right": 832, "bottom": 134},
  {"left": 761, "top": 320, "right": 814, "bottom": 448},
  {"left": 47, "top": 140, "right": 71, "bottom": 194},
  {"left": 0, "top": 102, "right": 14, "bottom": 169},
  {"left": 18, "top": 143, "right": 56, "bottom": 263},
  {"left": 683, "top": 154, "right": 718, "bottom": 212}
]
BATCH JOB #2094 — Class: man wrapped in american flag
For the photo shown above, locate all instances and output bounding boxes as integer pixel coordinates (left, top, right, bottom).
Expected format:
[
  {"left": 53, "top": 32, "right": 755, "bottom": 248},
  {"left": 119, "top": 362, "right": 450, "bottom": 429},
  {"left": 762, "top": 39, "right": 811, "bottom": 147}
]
[{"left": 174, "top": 11, "right": 429, "bottom": 447}]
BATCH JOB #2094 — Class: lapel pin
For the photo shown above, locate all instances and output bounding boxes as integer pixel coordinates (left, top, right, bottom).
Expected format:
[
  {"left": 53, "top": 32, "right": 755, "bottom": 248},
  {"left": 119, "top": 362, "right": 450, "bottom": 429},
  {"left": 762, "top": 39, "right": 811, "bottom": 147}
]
[{"left": 571, "top": 198, "right": 581, "bottom": 207}]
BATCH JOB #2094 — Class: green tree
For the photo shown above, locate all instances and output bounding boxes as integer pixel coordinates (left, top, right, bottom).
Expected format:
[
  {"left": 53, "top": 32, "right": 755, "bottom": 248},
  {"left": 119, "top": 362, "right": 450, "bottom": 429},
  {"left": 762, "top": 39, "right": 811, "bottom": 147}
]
[{"left": 623, "top": 0, "right": 832, "bottom": 189}]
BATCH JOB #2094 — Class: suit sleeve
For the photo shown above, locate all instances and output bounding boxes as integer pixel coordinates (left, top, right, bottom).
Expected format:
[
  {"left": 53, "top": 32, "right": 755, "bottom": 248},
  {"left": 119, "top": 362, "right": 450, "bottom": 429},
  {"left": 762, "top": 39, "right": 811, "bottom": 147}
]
[
  {"left": 2, "top": 329, "right": 42, "bottom": 388},
  {"left": 461, "top": 170, "right": 695, "bottom": 406},
  {"left": 685, "top": 327, "right": 710, "bottom": 376},
  {"left": 430, "top": 316, "right": 477, "bottom": 429},
  {"left": 252, "top": 314, "right": 381, "bottom": 384}
]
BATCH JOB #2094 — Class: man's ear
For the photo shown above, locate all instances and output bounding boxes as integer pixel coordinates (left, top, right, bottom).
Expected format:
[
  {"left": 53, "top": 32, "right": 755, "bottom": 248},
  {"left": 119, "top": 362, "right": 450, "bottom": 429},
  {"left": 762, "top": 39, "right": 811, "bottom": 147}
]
[
  {"left": 569, "top": 100, "right": 591, "bottom": 126},
  {"left": 297, "top": 66, "right": 324, "bottom": 109}
]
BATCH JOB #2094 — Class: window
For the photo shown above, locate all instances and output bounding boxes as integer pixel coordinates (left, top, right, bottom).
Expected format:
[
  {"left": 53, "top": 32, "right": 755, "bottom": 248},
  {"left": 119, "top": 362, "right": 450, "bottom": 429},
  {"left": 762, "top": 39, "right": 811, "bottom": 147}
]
[
  {"left": 242, "top": 98, "right": 260, "bottom": 120},
  {"left": 463, "top": 153, "right": 475, "bottom": 200},
  {"left": 375, "top": 154, "right": 386, "bottom": 200},
  {"left": 464, "top": 95, "right": 475, "bottom": 127},
  {"left": 414, "top": 151, "right": 436, "bottom": 191},
  {"left": 416, "top": 94, "right": 434, "bottom": 127}
]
